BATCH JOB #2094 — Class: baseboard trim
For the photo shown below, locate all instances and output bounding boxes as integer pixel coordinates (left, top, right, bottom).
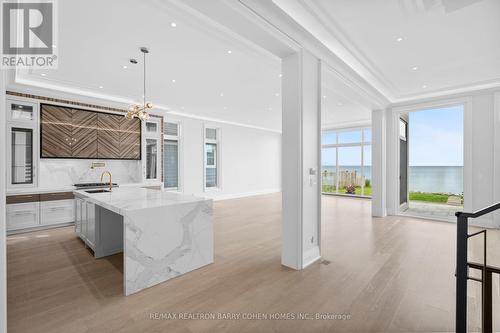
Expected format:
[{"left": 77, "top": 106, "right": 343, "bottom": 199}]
[
  {"left": 302, "top": 246, "right": 321, "bottom": 269},
  {"left": 211, "top": 189, "right": 281, "bottom": 201},
  {"left": 7, "top": 222, "right": 75, "bottom": 235}
]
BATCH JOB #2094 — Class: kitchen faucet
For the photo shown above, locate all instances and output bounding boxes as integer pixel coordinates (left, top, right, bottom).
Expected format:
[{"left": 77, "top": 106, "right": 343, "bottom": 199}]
[{"left": 100, "top": 171, "right": 113, "bottom": 192}]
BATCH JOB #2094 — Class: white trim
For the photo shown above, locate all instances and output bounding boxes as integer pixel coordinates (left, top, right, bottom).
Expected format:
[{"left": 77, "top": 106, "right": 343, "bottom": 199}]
[
  {"left": 165, "top": 0, "right": 285, "bottom": 63},
  {"left": 302, "top": 246, "right": 321, "bottom": 268},
  {"left": 271, "top": 0, "right": 500, "bottom": 104},
  {"left": 211, "top": 189, "right": 281, "bottom": 201},
  {"left": 143, "top": 117, "right": 163, "bottom": 184},
  {"left": 322, "top": 119, "right": 371, "bottom": 131},
  {"left": 203, "top": 125, "right": 221, "bottom": 192},
  {"left": 168, "top": 110, "right": 281, "bottom": 134},
  {"left": 272, "top": 0, "right": 395, "bottom": 102},
  {"left": 163, "top": 121, "right": 181, "bottom": 191},
  {"left": 493, "top": 92, "right": 500, "bottom": 227}
]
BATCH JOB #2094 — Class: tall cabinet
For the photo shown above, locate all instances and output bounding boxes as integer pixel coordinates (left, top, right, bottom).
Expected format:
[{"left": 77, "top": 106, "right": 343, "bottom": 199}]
[{"left": 7, "top": 98, "right": 39, "bottom": 189}]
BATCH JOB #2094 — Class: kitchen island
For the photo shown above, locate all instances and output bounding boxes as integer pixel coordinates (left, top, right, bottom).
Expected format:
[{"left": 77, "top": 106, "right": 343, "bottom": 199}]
[{"left": 73, "top": 187, "right": 213, "bottom": 295}]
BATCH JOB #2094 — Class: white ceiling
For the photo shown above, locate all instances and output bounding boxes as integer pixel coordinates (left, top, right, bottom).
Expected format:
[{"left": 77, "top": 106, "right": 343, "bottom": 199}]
[
  {"left": 321, "top": 67, "right": 372, "bottom": 128},
  {"left": 274, "top": 0, "right": 500, "bottom": 101},
  {"left": 17, "top": 0, "right": 283, "bottom": 130}
]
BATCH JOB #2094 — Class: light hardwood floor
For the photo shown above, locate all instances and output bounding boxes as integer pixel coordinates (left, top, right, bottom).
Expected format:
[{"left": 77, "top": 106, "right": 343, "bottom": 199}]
[{"left": 7, "top": 194, "right": 500, "bottom": 332}]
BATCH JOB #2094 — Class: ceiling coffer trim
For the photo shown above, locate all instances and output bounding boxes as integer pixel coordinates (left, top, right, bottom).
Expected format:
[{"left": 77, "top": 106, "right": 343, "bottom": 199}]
[{"left": 6, "top": 91, "right": 163, "bottom": 119}]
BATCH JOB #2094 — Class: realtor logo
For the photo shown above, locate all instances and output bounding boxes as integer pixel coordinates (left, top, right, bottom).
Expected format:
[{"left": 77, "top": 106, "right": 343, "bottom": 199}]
[{"left": 1, "top": 0, "right": 58, "bottom": 68}]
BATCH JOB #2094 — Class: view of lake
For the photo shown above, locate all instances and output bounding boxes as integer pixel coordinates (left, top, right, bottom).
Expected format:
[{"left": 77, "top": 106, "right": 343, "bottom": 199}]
[{"left": 321, "top": 165, "right": 463, "bottom": 194}]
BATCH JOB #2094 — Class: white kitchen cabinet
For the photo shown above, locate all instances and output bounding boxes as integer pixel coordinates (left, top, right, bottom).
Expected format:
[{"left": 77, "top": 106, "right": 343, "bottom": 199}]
[
  {"left": 81, "top": 199, "right": 88, "bottom": 241},
  {"left": 6, "top": 202, "right": 40, "bottom": 231},
  {"left": 6, "top": 98, "right": 39, "bottom": 190},
  {"left": 75, "top": 198, "right": 82, "bottom": 235},
  {"left": 40, "top": 199, "right": 74, "bottom": 225}
]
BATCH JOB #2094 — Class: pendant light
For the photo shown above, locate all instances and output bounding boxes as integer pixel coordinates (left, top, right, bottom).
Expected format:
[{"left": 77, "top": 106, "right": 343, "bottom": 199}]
[{"left": 125, "top": 47, "right": 153, "bottom": 121}]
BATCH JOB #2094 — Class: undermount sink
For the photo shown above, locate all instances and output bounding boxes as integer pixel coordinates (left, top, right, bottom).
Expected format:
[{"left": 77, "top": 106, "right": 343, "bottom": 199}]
[{"left": 85, "top": 189, "right": 110, "bottom": 194}]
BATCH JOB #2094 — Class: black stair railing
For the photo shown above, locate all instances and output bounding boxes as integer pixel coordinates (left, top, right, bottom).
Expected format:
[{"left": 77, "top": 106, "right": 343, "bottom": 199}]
[{"left": 455, "top": 202, "right": 500, "bottom": 333}]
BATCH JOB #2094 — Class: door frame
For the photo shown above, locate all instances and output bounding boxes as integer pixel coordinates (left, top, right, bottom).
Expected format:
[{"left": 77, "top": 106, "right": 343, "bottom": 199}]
[
  {"left": 390, "top": 97, "right": 471, "bottom": 217},
  {"left": 398, "top": 116, "right": 409, "bottom": 211}
]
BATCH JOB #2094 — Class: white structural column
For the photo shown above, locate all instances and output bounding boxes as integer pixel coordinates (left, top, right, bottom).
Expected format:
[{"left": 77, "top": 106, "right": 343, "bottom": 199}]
[
  {"left": 371, "top": 109, "right": 387, "bottom": 217},
  {"left": 281, "top": 49, "right": 321, "bottom": 270}
]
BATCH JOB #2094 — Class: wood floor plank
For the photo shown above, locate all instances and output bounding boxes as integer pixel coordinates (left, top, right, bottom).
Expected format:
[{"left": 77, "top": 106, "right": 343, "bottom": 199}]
[{"left": 7, "top": 194, "right": 500, "bottom": 332}]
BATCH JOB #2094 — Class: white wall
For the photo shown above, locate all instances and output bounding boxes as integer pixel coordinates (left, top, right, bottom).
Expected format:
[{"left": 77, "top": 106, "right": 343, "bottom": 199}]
[{"left": 164, "top": 114, "right": 281, "bottom": 200}]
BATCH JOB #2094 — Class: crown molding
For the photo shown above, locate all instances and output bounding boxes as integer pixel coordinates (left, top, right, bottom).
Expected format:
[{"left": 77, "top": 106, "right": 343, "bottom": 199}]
[
  {"left": 165, "top": 110, "right": 282, "bottom": 134},
  {"left": 10, "top": 70, "right": 281, "bottom": 134},
  {"left": 322, "top": 119, "right": 371, "bottom": 131},
  {"left": 392, "top": 78, "right": 500, "bottom": 104},
  {"left": 271, "top": 0, "right": 500, "bottom": 105},
  {"left": 152, "top": 0, "right": 282, "bottom": 67},
  {"left": 300, "top": 0, "right": 401, "bottom": 97}
]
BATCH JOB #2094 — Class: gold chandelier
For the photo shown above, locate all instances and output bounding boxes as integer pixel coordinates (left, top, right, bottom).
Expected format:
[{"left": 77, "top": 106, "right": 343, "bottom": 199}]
[{"left": 126, "top": 47, "right": 153, "bottom": 121}]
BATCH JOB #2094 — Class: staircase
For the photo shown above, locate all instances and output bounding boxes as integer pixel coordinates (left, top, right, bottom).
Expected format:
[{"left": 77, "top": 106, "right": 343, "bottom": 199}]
[{"left": 455, "top": 204, "right": 500, "bottom": 333}]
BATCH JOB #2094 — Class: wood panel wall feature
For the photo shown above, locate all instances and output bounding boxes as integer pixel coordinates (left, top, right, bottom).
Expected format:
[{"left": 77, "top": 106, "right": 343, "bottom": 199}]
[
  {"left": 40, "top": 105, "right": 73, "bottom": 158},
  {"left": 97, "top": 113, "right": 121, "bottom": 159},
  {"left": 119, "top": 118, "right": 141, "bottom": 159},
  {"left": 40, "top": 103, "right": 142, "bottom": 160},
  {"left": 71, "top": 110, "right": 98, "bottom": 158}
]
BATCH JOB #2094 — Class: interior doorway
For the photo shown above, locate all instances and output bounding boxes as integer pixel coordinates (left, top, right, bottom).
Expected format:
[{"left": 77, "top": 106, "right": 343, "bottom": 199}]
[{"left": 398, "top": 105, "right": 464, "bottom": 221}]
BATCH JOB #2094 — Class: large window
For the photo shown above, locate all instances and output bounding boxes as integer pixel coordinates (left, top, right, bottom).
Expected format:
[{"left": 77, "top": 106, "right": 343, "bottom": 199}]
[
  {"left": 164, "top": 122, "right": 180, "bottom": 190},
  {"left": 321, "top": 127, "right": 372, "bottom": 197},
  {"left": 204, "top": 127, "right": 219, "bottom": 190}
]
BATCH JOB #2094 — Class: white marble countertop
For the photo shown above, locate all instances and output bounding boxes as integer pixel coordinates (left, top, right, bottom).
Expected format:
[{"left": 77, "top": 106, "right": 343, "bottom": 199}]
[
  {"left": 73, "top": 187, "right": 210, "bottom": 216},
  {"left": 6, "top": 181, "right": 162, "bottom": 196}
]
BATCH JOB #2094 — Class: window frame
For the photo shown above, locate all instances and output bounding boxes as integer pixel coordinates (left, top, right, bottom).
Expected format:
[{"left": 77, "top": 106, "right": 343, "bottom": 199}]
[
  {"left": 163, "top": 121, "right": 181, "bottom": 191},
  {"left": 321, "top": 126, "right": 372, "bottom": 197},
  {"left": 203, "top": 125, "right": 220, "bottom": 192},
  {"left": 143, "top": 118, "right": 162, "bottom": 183}
]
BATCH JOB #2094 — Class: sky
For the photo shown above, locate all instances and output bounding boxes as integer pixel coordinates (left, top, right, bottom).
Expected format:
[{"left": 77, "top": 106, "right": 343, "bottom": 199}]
[
  {"left": 409, "top": 105, "right": 463, "bottom": 166},
  {"left": 321, "top": 105, "right": 463, "bottom": 167}
]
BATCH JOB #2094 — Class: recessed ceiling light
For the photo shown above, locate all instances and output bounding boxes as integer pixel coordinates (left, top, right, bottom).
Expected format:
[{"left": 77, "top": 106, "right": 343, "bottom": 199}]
[
  {"left": 279, "top": 74, "right": 282, "bottom": 78},
  {"left": 172, "top": 79, "right": 176, "bottom": 83},
  {"left": 98, "top": 85, "right": 103, "bottom": 89},
  {"left": 412, "top": 66, "right": 418, "bottom": 71},
  {"left": 123, "top": 65, "right": 128, "bottom": 69},
  {"left": 171, "top": 22, "right": 177, "bottom": 28},
  {"left": 220, "top": 93, "right": 224, "bottom": 97},
  {"left": 323, "top": 95, "right": 327, "bottom": 99},
  {"left": 396, "top": 37, "right": 403, "bottom": 42},
  {"left": 227, "top": 50, "right": 232, "bottom": 54},
  {"left": 40, "top": 73, "right": 46, "bottom": 77}
]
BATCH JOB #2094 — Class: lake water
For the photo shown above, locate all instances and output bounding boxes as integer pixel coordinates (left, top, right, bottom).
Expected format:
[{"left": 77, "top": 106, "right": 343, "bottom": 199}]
[{"left": 321, "top": 165, "right": 463, "bottom": 194}]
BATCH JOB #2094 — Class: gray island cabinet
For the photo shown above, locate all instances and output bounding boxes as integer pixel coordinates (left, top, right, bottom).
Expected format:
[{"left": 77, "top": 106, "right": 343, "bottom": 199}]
[{"left": 73, "top": 187, "right": 213, "bottom": 295}]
